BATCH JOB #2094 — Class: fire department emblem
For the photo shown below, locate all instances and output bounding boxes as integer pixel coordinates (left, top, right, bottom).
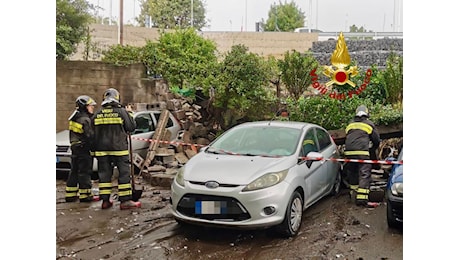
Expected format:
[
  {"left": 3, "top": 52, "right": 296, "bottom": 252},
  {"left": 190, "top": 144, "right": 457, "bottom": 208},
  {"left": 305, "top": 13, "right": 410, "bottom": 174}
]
[{"left": 322, "top": 32, "right": 359, "bottom": 87}]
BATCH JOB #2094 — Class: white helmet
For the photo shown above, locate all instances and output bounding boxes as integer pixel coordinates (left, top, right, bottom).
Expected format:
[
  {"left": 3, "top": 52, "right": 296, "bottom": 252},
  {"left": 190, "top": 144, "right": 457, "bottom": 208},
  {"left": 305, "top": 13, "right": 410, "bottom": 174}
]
[{"left": 355, "top": 105, "right": 369, "bottom": 117}]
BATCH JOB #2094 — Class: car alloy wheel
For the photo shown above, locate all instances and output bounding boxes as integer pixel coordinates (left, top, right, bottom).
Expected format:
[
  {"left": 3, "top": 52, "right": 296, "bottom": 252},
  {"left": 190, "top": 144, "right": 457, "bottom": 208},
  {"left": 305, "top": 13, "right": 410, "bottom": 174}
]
[{"left": 276, "top": 191, "right": 303, "bottom": 237}]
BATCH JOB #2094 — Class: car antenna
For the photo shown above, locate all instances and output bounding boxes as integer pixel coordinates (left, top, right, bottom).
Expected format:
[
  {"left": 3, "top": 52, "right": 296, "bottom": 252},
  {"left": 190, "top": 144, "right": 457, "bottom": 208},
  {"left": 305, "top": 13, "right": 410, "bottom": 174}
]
[{"left": 269, "top": 109, "right": 281, "bottom": 125}]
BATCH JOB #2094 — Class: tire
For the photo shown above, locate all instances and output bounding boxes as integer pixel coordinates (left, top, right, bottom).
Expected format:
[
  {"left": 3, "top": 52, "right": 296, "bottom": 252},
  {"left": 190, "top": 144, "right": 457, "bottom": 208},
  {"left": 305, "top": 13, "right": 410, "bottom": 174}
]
[
  {"left": 386, "top": 201, "right": 399, "bottom": 228},
  {"left": 175, "top": 218, "right": 192, "bottom": 228},
  {"left": 275, "top": 191, "right": 303, "bottom": 237},
  {"left": 341, "top": 163, "right": 350, "bottom": 189},
  {"left": 330, "top": 170, "right": 342, "bottom": 196}
]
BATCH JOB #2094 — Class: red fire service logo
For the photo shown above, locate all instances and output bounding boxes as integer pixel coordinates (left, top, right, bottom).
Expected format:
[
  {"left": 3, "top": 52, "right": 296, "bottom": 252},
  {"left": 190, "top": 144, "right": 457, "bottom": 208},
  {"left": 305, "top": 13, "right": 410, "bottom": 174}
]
[{"left": 310, "top": 32, "right": 372, "bottom": 100}]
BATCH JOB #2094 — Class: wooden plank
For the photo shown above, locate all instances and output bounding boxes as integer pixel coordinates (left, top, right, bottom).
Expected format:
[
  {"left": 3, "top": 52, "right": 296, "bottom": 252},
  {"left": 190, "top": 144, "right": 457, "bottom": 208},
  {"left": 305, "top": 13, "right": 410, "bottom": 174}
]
[
  {"left": 141, "top": 110, "right": 170, "bottom": 171},
  {"left": 329, "top": 123, "right": 403, "bottom": 145}
]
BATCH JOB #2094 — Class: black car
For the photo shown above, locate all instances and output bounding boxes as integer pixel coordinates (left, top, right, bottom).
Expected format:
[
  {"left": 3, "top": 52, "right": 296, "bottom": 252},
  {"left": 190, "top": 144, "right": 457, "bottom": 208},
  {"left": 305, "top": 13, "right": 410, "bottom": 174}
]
[{"left": 386, "top": 147, "right": 403, "bottom": 228}]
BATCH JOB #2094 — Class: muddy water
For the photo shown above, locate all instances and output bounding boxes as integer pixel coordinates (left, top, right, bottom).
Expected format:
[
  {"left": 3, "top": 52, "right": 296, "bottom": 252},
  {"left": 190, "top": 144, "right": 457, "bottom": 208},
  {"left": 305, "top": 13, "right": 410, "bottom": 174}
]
[{"left": 56, "top": 177, "right": 402, "bottom": 260}]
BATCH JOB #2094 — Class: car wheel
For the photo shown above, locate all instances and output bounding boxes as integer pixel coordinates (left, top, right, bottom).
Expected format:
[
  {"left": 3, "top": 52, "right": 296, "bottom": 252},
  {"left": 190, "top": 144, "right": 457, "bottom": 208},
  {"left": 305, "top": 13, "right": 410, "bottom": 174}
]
[
  {"left": 330, "top": 170, "right": 342, "bottom": 196},
  {"left": 340, "top": 163, "right": 350, "bottom": 189},
  {"left": 175, "top": 218, "right": 189, "bottom": 226},
  {"left": 275, "top": 191, "right": 303, "bottom": 237},
  {"left": 386, "top": 201, "right": 399, "bottom": 228}
]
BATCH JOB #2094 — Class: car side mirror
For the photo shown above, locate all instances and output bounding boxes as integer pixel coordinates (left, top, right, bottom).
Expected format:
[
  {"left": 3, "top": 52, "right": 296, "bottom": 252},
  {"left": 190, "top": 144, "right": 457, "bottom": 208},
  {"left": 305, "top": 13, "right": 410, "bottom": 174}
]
[{"left": 305, "top": 151, "right": 323, "bottom": 168}]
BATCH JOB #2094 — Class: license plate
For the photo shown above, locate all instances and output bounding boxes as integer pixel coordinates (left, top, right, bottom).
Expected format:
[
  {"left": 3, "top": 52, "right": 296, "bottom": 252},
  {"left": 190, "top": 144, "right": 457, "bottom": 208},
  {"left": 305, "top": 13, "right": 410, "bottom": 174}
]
[{"left": 195, "top": 201, "right": 227, "bottom": 214}]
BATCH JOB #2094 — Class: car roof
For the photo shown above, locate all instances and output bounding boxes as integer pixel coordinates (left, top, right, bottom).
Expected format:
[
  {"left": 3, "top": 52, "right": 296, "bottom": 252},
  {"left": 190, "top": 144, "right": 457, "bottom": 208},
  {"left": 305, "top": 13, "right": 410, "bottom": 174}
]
[{"left": 236, "top": 120, "right": 318, "bottom": 130}]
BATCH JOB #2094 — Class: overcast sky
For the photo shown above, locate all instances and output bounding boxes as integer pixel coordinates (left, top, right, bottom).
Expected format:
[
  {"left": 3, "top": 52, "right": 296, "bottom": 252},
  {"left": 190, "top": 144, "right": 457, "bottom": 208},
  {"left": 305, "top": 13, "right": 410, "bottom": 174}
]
[{"left": 88, "top": 0, "right": 403, "bottom": 32}]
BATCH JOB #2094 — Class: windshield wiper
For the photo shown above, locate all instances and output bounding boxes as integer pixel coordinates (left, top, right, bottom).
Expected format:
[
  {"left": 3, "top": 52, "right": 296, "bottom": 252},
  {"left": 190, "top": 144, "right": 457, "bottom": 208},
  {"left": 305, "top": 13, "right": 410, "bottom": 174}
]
[{"left": 206, "top": 148, "right": 223, "bottom": 154}]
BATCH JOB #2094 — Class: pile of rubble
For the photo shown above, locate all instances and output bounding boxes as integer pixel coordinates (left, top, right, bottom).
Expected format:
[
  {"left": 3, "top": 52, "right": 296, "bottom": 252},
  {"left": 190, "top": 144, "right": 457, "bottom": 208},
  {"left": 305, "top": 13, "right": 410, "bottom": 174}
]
[{"left": 130, "top": 84, "right": 216, "bottom": 187}]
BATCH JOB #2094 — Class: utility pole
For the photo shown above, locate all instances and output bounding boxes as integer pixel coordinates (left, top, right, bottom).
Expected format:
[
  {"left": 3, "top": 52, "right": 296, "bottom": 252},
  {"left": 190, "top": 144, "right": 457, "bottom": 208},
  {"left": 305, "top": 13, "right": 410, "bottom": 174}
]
[
  {"left": 109, "top": 0, "right": 112, "bottom": 25},
  {"left": 191, "top": 0, "right": 194, "bottom": 28},
  {"left": 119, "top": 0, "right": 123, "bottom": 45},
  {"left": 245, "top": 0, "right": 247, "bottom": 31}
]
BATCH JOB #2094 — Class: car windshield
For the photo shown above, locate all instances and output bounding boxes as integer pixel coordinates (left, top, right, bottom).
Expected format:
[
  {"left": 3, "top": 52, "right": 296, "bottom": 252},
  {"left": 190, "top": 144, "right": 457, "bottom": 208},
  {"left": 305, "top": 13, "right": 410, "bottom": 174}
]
[{"left": 208, "top": 126, "right": 301, "bottom": 156}]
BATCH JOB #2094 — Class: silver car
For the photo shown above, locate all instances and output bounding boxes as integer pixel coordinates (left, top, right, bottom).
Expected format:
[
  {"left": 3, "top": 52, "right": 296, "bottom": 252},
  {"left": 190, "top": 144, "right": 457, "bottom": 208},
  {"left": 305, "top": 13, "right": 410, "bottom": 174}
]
[
  {"left": 170, "top": 121, "right": 342, "bottom": 237},
  {"left": 56, "top": 110, "right": 182, "bottom": 173}
]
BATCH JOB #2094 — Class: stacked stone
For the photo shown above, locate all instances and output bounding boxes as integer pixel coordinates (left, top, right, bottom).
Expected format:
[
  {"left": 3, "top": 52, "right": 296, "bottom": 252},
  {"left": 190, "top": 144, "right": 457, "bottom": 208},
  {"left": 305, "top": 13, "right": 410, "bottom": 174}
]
[{"left": 310, "top": 38, "right": 403, "bottom": 69}]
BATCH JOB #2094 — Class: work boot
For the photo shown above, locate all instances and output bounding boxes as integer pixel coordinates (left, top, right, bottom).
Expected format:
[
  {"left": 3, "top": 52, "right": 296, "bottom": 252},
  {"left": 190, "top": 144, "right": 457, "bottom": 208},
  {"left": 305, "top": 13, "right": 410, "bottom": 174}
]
[
  {"left": 101, "top": 200, "right": 113, "bottom": 209},
  {"left": 349, "top": 190, "right": 357, "bottom": 205},
  {"left": 80, "top": 196, "right": 100, "bottom": 202},
  {"left": 120, "top": 200, "right": 141, "bottom": 210},
  {"left": 80, "top": 197, "right": 92, "bottom": 202},
  {"left": 366, "top": 202, "right": 380, "bottom": 208},
  {"left": 355, "top": 200, "right": 368, "bottom": 207},
  {"left": 65, "top": 197, "right": 78, "bottom": 203}
]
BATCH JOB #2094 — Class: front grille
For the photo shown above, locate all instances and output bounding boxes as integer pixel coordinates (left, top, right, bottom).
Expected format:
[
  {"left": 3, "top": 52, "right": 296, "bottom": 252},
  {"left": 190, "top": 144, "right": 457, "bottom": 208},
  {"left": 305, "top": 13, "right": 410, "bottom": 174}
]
[
  {"left": 189, "top": 181, "right": 239, "bottom": 188},
  {"left": 56, "top": 145, "right": 70, "bottom": 153},
  {"left": 177, "top": 194, "right": 251, "bottom": 221}
]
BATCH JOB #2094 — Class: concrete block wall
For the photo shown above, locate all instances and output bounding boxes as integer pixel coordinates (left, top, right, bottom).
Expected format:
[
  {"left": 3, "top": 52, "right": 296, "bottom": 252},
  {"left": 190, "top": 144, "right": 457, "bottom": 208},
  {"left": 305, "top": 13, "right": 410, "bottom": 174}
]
[
  {"left": 56, "top": 60, "right": 160, "bottom": 132},
  {"left": 71, "top": 24, "right": 318, "bottom": 60}
]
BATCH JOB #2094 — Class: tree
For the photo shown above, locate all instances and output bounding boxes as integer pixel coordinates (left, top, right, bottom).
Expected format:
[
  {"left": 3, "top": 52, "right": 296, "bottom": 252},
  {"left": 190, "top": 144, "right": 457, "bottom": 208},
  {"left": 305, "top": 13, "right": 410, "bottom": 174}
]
[
  {"left": 155, "top": 28, "right": 218, "bottom": 95},
  {"left": 264, "top": 1, "right": 305, "bottom": 32},
  {"left": 349, "top": 24, "right": 373, "bottom": 40},
  {"left": 349, "top": 24, "right": 369, "bottom": 33},
  {"left": 138, "top": 0, "right": 207, "bottom": 30},
  {"left": 101, "top": 44, "right": 144, "bottom": 65},
  {"left": 208, "top": 44, "right": 274, "bottom": 129},
  {"left": 56, "top": 0, "right": 94, "bottom": 60},
  {"left": 278, "top": 50, "right": 319, "bottom": 100},
  {"left": 382, "top": 53, "right": 403, "bottom": 104}
]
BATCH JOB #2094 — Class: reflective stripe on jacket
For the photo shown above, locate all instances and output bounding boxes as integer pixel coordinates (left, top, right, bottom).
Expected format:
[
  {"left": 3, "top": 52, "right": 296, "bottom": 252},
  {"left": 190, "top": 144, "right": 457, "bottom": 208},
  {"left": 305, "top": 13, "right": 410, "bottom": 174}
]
[
  {"left": 344, "top": 116, "right": 380, "bottom": 157},
  {"left": 68, "top": 110, "right": 94, "bottom": 155},
  {"left": 92, "top": 103, "right": 136, "bottom": 156}
]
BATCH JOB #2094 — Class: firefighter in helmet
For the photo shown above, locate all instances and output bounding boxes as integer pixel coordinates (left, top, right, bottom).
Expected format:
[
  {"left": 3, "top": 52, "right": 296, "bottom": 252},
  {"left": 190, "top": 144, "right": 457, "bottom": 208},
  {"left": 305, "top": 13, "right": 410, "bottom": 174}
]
[
  {"left": 344, "top": 105, "right": 380, "bottom": 207},
  {"left": 92, "top": 88, "right": 140, "bottom": 210},
  {"left": 65, "top": 95, "right": 97, "bottom": 202}
]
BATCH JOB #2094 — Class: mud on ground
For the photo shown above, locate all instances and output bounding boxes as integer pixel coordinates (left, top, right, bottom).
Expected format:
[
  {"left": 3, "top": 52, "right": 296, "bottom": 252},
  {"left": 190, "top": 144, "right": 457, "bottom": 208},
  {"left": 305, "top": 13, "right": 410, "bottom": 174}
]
[{"left": 56, "top": 174, "right": 402, "bottom": 260}]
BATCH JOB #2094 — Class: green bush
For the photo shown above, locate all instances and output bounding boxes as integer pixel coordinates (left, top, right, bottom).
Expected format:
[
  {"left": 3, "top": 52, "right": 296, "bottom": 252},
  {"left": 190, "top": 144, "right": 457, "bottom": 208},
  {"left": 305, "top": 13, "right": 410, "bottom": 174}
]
[{"left": 287, "top": 96, "right": 402, "bottom": 130}]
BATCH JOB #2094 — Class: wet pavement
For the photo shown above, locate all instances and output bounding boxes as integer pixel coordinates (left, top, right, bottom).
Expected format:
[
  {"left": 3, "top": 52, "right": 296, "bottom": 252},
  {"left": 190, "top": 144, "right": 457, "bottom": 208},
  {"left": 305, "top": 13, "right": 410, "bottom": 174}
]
[{"left": 56, "top": 175, "right": 402, "bottom": 260}]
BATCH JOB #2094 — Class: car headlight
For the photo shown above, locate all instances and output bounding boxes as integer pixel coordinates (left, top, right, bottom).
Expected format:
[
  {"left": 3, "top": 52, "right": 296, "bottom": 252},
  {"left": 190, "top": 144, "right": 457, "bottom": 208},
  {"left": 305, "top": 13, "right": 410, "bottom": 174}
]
[
  {"left": 390, "top": 182, "right": 403, "bottom": 196},
  {"left": 175, "top": 167, "right": 185, "bottom": 187},
  {"left": 242, "top": 170, "right": 288, "bottom": 192}
]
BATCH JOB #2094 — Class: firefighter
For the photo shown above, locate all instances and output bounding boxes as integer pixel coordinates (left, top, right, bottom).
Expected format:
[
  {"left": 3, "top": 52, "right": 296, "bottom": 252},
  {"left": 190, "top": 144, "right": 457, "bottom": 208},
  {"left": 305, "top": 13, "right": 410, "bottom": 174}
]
[
  {"left": 92, "top": 88, "right": 141, "bottom": 210},
  {"left": 344, "top": 105, "right": 380, "bottom": 207},
  {"left": 65, "top": 95, "right": 97, "bottom": 202}
]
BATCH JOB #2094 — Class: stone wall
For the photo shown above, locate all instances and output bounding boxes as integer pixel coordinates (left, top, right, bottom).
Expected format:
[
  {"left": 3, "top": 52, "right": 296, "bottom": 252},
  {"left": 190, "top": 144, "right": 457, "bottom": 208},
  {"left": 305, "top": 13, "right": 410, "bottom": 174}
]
[
  {"left": 56, "top": 61, "right": 164, "bottom": 132},
  {"left": 311, "top": 38, "right": 403, "bottom": 68}
]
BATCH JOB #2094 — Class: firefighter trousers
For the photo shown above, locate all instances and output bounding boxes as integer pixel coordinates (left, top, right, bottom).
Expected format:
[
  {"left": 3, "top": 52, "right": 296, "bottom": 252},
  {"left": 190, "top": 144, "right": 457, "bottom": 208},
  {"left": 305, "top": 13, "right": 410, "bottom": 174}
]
[
  {"left": 346, "top": 155, "right": 372, "bottom": 204},
  {"left": 66, "top": 153, "right": 93, "bottom": 201},
  {"left": 96, "top": 155, "right": 133, "bottom": 202}
]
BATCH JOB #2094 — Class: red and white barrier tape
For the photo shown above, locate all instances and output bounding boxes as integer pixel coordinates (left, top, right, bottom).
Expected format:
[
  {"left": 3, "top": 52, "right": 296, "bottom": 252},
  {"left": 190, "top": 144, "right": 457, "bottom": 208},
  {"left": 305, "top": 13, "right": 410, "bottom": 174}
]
[
  {"left": 132, "top": 136, "right": 207, "bottom": 148},
  {"left": 300, "top": 157, "right": 403, "bottom": 165},
  {"left": 131, "top": 137, "right": 403, "bottom": 165}
]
